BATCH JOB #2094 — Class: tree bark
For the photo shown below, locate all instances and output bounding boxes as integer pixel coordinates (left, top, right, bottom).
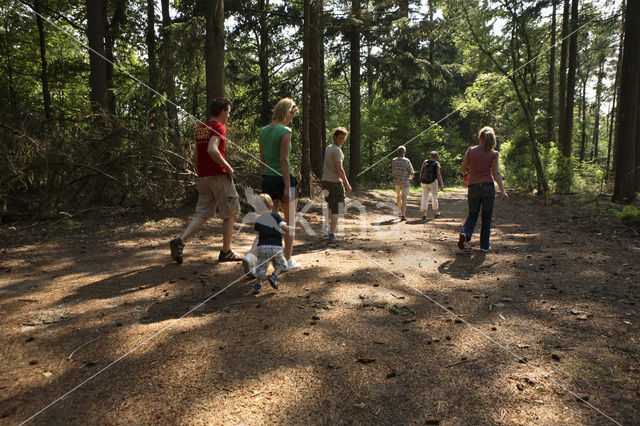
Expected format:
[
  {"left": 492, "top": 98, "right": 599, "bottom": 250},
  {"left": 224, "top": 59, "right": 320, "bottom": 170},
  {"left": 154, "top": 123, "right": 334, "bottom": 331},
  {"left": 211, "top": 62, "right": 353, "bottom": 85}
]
[
  {"left": 309, "top": 0, "right": 324, "bottom": 177},
  {"left": 34, "top": 0, "right": 51, "bottom": 119},
  {"left": 349, "top": 0, "right": 361, "bottom": 184},
  {"left": 613, "top": 0, "right": 639, "bottom": 202},
  {"left": 578, "top": 74, "right": 587, "bottom": 162},
  {"left": 160, "top": 0, "right": 180, "bottom": 145},
  {"left": 301, "top": 0, "right": 311, "bottom": 195},
  {"left": 558, "top": 0, "right": 578, "bottom": 192},
  {"left": 547, "top": 0, "right": 556, "bottom": 143},
  {"left": 205, "top": 0, "right": 225, "bottom": 110},
  {"left": 86, "top": 0, "right": 107, "bottom": 112},
  {"left": 592, "top": 61, "right": 604, "bottom": 162},
  {"left": 258, "top": 0, "right": 270, "bottom": 127},
  {"left": 557, "top": 0, "right": 569, "bottom": 151}
]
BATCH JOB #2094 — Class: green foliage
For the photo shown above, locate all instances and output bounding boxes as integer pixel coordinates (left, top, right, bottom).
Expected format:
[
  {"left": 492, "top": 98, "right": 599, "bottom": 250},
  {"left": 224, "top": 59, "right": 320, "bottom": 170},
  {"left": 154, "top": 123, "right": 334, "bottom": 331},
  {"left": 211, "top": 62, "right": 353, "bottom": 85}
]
[{"left": 614, "top": 205, "right": 640, "bottom": 226}]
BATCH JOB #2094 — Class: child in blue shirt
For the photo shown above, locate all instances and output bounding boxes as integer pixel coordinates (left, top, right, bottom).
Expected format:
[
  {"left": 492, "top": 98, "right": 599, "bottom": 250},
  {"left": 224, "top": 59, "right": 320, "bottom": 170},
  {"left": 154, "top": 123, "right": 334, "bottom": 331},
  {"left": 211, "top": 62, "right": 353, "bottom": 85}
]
[{"left": 251, "top": 193, "right": 298, "bottom": 294}]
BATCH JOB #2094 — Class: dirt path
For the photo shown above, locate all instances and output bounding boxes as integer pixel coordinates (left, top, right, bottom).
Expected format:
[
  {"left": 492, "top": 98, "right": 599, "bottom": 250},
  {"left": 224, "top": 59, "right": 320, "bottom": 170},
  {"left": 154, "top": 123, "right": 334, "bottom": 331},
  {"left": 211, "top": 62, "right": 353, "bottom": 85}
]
[{"left": 1, "top": 188, "right": 638, "bottom": 425}]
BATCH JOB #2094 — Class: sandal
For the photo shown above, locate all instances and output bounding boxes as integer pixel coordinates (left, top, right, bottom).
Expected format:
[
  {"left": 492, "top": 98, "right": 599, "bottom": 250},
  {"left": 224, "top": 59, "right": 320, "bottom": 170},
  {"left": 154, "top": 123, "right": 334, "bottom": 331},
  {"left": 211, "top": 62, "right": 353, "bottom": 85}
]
[{"left": 218, "top": 249, "right": 243, "bottom": 262}]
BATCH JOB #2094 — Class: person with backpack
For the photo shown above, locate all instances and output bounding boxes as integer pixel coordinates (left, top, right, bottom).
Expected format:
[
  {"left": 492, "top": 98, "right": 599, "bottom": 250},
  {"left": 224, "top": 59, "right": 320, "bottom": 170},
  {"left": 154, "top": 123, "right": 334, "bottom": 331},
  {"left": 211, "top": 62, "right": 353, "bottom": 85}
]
[{"left": 419, "top": 151, "right": 445, "bottom": 220}]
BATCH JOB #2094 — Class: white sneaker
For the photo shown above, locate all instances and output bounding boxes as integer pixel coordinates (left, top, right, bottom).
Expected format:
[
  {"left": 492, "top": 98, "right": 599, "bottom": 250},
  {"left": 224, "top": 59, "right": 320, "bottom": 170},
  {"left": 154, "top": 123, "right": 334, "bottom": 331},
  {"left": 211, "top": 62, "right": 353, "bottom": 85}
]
[{"left": 286, "top": 258, "right": 301, "bottom": 271}]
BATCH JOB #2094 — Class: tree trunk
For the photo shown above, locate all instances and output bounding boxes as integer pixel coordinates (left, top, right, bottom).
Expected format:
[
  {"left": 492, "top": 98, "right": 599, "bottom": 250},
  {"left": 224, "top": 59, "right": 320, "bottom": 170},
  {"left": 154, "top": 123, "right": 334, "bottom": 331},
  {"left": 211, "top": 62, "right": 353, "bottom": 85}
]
[
  {"left": 349, "top": 0, "right": 361, "bottom": 184},
  {"left": 34, "top": 0, "right": 51, "bottom": 119},
  {"left": 258, "top": 0, "right": 270, "bottom": 127},
  {"left": 547, "top": 0, "right": 556, "bottom": 143},
  {"left": 557, "top": 0, "right": 569, "bottom": 146},
  {"left": 301, "top": 0, "right": 311, "bottom": 195},
  {"left": 146, "top": 0, "right": 158, "bottom": 125},
  {"left": 592, "top": 62, "right": 604, "bottom": 163},
  {"left": 606, "top": 7, "right": 625, "bottom": 181},
  {"left": 161, "top": 0, "right": 180, "bottom": 145},
  {"left": 205, "top": 0, "right": 225, "bottom": 110},
  {"left": 309, "top": 0, "right": 324, "bottom": 177},
  {"left": 579, "top": 75, "right": 587, "bottom": 162},
  {"left": 102, "top": 0, "right": 125, "bottom": 114},
  {"left": 613, "top": 0, "right": 639, "bottom": 202},
  {"left": 86, "top": 0, "right": 107, "bottom": 112},
  {"left": 558, "top": 0, "right": 578, "bottom": 192}
]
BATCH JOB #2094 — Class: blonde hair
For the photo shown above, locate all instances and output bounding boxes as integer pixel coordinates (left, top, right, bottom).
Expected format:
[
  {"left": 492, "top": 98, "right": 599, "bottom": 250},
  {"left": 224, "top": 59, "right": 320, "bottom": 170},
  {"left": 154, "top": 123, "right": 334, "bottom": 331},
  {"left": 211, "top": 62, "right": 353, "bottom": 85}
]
[
  {"left": 333, "top": 126, "right": 348, "bottom": 139},
  {"left": 478, "top": 126, "right": 496, "bottom": 150},
  {"left": 272, "top": 98, "right": 298, "bottom": 122},
  {"left": 258, "top": 193, "right": 273, "bottom": 211}
]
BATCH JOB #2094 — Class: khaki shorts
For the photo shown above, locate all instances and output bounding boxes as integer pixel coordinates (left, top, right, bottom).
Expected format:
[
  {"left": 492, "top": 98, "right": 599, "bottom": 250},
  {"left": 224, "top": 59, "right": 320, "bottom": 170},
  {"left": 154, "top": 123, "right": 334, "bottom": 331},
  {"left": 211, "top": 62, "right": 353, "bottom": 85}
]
[
  {"left": 395, "top": 184, "right": 410, "bottom": 198},
  {"left": 194, "top": 175, "right": 240, "bottom": 220},
  {"left": 321, "top": 180, "right": 345, "bottom": 214}
]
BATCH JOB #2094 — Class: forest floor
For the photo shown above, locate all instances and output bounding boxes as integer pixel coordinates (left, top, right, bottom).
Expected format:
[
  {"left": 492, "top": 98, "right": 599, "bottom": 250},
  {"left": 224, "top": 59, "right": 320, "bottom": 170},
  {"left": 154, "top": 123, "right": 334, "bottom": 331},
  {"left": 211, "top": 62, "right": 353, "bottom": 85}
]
[{"left": 1, "top": 188, "right": 639, "bottom": 425}]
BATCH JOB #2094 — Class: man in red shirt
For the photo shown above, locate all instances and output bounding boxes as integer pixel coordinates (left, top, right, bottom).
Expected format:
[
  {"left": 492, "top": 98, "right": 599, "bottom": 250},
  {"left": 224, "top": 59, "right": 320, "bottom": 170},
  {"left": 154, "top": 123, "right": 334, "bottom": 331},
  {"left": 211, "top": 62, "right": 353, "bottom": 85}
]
[{"left": 170, "top": 98, "right": 243, "bottom": 264}]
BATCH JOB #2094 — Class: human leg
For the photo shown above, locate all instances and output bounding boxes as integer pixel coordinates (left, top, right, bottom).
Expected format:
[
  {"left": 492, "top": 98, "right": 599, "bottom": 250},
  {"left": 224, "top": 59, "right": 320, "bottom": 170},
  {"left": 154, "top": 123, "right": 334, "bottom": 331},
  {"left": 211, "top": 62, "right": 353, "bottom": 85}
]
[
  {"left": 401, "top": 185, "right": 410, "bottom": 217},
  {"left": 461, "top": 186, "right": 481, "bottom": 242},
  {"left": 479, "top": 185, "right": 496, "bottom": 250},
  {"left": 420, "top": 183, "right": 429, "bottom": 218},
  {"left": 428, "top": 181, "right": 439, "bottom": 215},
  {"left": 283, "top": 197, "right": 298, "bottom": 260}
]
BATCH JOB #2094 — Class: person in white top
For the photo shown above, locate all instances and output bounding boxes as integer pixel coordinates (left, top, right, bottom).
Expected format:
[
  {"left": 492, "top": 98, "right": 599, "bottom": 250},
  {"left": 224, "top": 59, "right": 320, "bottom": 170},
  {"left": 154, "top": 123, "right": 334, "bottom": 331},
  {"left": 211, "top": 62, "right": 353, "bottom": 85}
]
[{"left": 320, "top": 127, "right": 352, "bottom": 242}]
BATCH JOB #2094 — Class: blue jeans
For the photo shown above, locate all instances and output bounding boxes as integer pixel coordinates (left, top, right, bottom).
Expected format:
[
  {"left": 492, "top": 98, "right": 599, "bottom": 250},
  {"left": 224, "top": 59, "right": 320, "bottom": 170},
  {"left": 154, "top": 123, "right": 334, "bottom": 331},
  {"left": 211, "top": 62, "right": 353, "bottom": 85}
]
[{"left": 461, "top": 184, "right": 495, "bottom": 250}]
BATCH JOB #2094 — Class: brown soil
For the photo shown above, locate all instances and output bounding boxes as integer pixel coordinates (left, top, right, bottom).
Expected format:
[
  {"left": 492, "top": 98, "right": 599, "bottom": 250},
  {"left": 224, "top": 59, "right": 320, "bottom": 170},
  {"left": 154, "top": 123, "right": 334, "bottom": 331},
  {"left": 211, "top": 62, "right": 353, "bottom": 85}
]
[{"left": 1, "top": 188, "right": 638, "bottom": 425}]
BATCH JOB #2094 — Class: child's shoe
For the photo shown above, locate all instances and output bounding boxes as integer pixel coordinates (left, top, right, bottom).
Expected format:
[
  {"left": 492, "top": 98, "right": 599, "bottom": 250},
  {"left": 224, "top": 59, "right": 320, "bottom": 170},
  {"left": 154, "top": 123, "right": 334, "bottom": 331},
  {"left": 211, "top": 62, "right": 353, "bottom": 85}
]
[
  {"left": 252, "top": 282, "right": 262, "bottom": 294},
  {"left": 267, "top": 273, "right": 280, "bottom": 290}
]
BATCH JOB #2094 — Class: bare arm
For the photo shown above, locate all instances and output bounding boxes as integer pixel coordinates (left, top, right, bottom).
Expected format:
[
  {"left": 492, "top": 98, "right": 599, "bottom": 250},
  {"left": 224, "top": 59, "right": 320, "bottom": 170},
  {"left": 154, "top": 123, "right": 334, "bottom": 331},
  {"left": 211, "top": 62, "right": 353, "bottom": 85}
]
[
  {"left": 460, "top": 155, "right": 469, "bottom": 177},
  {"left": 258, "top": 141, "right": 265, "bottom": 175},
  {"left": 336, "top": 161, "right": 352, "bottom": 194},
  {"left": 491, "top": 158, "right": 508, "bottom": 201},
  {"left": 207, "top": 136, "right": 233, "bottom": 179},
  {"left": 279, "top": 132, "right": 292, "bottom": 202},
  {"left": 437, "top": 164, "right": 445, "bottom": 189}
]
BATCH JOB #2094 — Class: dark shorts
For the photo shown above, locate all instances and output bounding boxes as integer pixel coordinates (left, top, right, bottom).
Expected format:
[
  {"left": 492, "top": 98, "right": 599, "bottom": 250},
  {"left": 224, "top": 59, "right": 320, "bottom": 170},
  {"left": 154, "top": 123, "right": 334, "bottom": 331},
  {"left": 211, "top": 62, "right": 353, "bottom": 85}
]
[
  {"left": 261, "top": 174, "right": 298, "bottom": 202},
  {"left": 321, "top": 180, "right": 345, "bottom": 214}
]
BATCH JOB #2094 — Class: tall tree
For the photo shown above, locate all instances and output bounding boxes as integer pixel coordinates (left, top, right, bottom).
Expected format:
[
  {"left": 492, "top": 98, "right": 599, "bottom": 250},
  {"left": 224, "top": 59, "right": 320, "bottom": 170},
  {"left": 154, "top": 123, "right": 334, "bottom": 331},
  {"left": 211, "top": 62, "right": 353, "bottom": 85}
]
[
  {"left": 206, "top": 0, "right": 225, "bottom": 108},
  {"left": 160, "top": 0, "right": 179, "bottom": 144},
  {"left": 613, "top": 0, "right": 639, "bottom": 202},
  {"left": 34, "top": 0, "right": 51, "bottom": 119},
  {"left": 557, "top": 0, "right": 578, "bottom": 192},
  {"left": 86, "top": 0, "right": 107, "bottom": 112},
  {"left": 349, "top": 0, "right": 361, "bottom": 184},
  {"left": 557, "top": 0, "right": 569, "bottom": 155},
  {"left": 258, "top": 0, "right": 270, "bottom": 126},
  {"left": 146, "top": 0, "right": 158, "bottom": 118},
  {"left": 547, "top": 0, "right": 556, "bottom": 143},
  {"left": 302, "top": 0, "right": 312, "bottom": 194},
  {"left": 309, "top": 0, "right": 324, "bottom": 177}
]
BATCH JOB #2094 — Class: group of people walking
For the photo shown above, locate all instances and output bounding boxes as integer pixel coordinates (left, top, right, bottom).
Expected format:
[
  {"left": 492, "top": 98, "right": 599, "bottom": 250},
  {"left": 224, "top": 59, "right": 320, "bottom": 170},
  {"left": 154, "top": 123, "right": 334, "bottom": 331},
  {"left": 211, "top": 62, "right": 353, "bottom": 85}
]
[{"left": 169, "top": 96, "right": 508, "bottom": 294}]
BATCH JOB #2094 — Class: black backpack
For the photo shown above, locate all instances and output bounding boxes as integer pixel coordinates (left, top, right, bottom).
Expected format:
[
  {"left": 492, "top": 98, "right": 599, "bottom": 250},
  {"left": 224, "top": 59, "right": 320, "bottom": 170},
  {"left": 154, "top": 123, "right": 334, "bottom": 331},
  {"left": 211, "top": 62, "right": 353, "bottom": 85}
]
[{"left": 420, "top": 160, "right": 438, "bottom": 184}]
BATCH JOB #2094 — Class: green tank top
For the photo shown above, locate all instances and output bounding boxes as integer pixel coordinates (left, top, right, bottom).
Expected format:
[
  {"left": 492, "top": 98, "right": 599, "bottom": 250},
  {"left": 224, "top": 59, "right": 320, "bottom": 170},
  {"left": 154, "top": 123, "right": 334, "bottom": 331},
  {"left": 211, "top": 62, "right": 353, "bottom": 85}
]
[{"left": 259, "top": 124, "right": 292, "bottom": 176}]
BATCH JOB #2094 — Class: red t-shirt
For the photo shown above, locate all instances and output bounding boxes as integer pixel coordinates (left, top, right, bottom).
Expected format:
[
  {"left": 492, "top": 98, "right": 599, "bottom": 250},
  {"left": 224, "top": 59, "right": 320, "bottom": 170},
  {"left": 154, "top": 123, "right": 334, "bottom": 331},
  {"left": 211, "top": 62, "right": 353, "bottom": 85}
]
[
  {"left": 195, "top": 120, "right": 227, "bottom": 177},
  {"left": 466, "top": 145, "right": 499, "bottom": 185}
]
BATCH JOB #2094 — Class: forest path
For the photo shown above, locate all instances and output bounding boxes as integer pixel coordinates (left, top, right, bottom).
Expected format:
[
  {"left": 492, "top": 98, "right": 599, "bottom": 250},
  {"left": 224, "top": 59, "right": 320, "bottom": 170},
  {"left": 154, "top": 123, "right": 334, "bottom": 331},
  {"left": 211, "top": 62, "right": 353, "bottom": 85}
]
[{"left": 1, "top": 188, "right": 638, "bottom": 425}]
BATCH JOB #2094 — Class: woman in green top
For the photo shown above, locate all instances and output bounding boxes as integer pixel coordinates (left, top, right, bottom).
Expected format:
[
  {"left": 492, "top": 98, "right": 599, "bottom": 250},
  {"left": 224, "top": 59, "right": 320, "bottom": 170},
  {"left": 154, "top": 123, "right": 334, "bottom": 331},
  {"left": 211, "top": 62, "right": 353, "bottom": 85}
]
[{"left": 259, "top": 97, "right": 301, "bottom": 270}]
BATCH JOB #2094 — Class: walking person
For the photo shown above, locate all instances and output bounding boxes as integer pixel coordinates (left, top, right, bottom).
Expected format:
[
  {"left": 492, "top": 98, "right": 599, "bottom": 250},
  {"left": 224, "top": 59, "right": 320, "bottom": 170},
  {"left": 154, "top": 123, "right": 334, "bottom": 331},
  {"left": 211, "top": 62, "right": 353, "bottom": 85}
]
[
  {"left": 391, "top": 145, "right": 415, "bottom": 220},
  {"left": 419, "top": 151, "right": 445, "bottom": 220},
  {"left": 169, "top": 98, "right": 243, "bottom": 264},
  {"left": 458, "top": 126, "right": 508, "bottom": 252},
  {"left": 259, "top": 98, "right": 301, "bottom": 270},
  {"left": 321, "top": 127, "right": 352, "bottom": 243}
]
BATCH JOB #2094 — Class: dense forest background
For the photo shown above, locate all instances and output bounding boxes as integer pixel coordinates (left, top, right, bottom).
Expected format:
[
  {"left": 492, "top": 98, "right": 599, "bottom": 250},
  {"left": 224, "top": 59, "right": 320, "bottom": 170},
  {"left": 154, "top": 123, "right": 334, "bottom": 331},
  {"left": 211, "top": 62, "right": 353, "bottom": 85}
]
[{"left": 1, "top": 0, "right": 639, "bottom": 218}]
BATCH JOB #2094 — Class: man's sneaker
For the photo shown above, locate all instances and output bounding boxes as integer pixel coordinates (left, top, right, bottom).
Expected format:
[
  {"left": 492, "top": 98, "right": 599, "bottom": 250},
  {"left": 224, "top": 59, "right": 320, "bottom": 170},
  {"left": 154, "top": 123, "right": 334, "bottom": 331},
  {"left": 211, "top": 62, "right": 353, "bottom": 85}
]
[
  {"left": 328, "top": 233, "right": 341, "bottom": 243},
  {"left": 286, "top": 258, "right": 301, "bottom": 271},
  {"left": 481, "top": 247, "right": 491, "bottom": 252},
  {"left": 458, "top": 233, "right": 467, "bottom": 250},
  {"left": 422, "top": 215, "right": 427, "bottom": 221},
  {"left": 252, "top": 282, "right": 262, "bottom": 294},
  {"left": 434, "top": 212, "right": 441, "bottom": 218},
  {"left": 170, "top": 238, "right": 184, "bottom": 264},
  {"left": 267, "top": 273, "right": 280, "bottom": 290},
  {"left": 400, "top": 215, "right": 406, "bottom": 221}
]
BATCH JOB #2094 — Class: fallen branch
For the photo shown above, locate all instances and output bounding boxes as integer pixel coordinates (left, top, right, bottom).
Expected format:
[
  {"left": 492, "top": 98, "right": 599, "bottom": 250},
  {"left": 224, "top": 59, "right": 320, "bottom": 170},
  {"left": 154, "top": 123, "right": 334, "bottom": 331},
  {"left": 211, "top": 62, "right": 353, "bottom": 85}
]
[
  {"left": 67, "top": 336, "right": 101, "bottom": 360},
  {"left": 446, "top": 357, "right": 470, "bottom": 368}
]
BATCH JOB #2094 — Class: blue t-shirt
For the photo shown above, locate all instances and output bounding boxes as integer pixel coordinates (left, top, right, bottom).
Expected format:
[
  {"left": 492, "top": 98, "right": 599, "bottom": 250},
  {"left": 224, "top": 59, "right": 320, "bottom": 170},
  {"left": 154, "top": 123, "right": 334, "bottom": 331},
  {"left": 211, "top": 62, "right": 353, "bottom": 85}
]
[{"left": 255, "top": 212, "right": 285, "bottom": 246}]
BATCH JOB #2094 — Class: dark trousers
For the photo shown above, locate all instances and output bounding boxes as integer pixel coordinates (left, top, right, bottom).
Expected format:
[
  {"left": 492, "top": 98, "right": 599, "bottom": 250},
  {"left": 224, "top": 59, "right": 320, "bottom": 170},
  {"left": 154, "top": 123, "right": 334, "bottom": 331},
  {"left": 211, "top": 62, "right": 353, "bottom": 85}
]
[{"left": 461, "top": 184, "right": 495, "bottom": 250}]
